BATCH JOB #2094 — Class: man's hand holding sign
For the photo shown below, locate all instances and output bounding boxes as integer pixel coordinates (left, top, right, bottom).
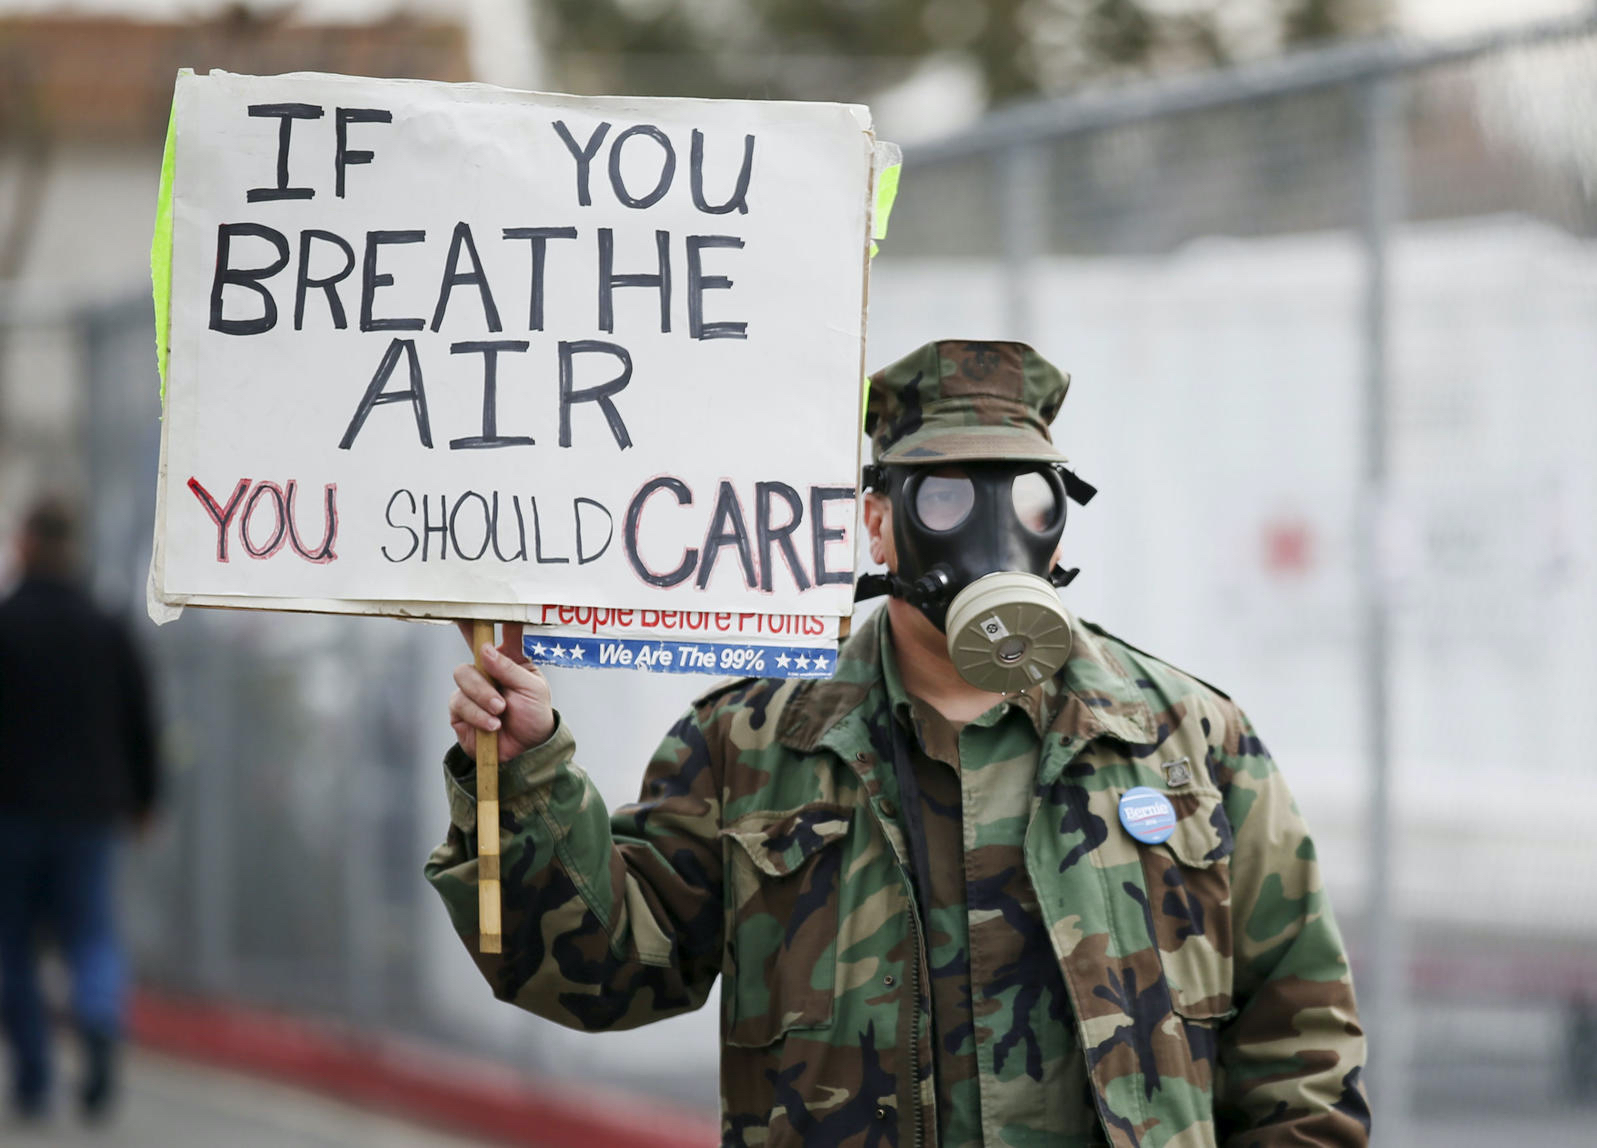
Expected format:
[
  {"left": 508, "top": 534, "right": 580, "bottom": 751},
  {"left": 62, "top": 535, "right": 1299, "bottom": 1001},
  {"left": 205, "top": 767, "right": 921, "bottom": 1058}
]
[{"left": 450, "top": 622, "right": 552, "bottom": 762}]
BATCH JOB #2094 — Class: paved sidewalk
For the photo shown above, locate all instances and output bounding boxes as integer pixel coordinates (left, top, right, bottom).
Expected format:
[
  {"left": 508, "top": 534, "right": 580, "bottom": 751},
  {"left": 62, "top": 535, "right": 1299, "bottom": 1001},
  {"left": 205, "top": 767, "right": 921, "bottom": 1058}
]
[
  {"left": 9, "top": 1038, "right": 1590, "bottom": 1146},
  {"left": 6, "top": 1047, "right": 503, "bottom": 1148}
]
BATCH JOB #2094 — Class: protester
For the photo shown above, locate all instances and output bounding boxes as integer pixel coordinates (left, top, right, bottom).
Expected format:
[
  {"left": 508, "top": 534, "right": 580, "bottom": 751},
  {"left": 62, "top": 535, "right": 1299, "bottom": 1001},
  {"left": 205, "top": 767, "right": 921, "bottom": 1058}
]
[
  {"left": 0, "top": 498, "right": 160, "bottom": 1122},
  {"left": 427, "top": 341, "right": 1370, "bottom": 1146}
]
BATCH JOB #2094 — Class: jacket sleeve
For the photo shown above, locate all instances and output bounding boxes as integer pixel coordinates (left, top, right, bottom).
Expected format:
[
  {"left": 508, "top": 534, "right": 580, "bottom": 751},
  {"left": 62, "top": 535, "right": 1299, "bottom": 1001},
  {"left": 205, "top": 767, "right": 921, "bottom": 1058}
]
[
  {"left": 423, "top": 704, "right": 725, "bottom": 1032},
  {"left": 1211, "top": 703, "right": 1371, "bottom": 1147}
]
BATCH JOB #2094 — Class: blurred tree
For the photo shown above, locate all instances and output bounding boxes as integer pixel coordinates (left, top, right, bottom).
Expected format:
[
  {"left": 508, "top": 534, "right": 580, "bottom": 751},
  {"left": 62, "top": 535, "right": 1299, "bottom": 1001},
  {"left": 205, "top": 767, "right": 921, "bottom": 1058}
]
[{"left": 539, "top": 0, "right": 1390, "bottom": 106}]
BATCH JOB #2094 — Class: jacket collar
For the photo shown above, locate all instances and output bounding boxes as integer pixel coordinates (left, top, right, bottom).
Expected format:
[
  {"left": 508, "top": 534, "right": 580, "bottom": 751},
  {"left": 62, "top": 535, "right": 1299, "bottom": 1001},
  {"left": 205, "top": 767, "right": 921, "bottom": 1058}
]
[
  {"left": 774, "top": 610, "right": 884, "bottom": 754},
  {"left": 776, "top": 606, "right": 1152, "bottom": 755},
  {"left": 1046, "top": 617, "right": 1154, "bottom": 748}
]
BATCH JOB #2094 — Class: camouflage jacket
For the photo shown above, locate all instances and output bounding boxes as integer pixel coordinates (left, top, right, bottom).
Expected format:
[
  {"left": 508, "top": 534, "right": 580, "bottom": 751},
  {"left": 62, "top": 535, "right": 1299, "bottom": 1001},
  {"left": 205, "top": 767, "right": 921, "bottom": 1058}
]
[{"left": 425, "top": 609, "right": 1370, "bottom": 1147}]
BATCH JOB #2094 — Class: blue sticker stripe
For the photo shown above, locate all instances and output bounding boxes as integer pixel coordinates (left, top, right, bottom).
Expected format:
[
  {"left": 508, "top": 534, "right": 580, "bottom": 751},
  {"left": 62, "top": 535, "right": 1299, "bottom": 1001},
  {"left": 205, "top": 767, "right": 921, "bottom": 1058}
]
[{"left": 523, "top": 635, "right": 836, "bottom": 678}]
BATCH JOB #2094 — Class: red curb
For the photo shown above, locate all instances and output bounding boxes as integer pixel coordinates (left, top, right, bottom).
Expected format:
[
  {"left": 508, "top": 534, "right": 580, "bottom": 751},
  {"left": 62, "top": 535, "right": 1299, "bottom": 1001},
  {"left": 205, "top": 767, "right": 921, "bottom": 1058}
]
[{"left": 129, "top": 987, "right": 718, "bottom": 1148}]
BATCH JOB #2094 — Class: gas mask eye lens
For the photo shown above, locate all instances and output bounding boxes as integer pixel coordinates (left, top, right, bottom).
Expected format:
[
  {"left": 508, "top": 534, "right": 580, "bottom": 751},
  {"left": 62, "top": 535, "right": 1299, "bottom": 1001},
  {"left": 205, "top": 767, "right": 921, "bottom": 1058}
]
[
  {"left": 1012, "top": 471, "right": 1060, "bottom": 533},
  {"left": 914, "top": 475, "right": 975, "bottom": 532}
]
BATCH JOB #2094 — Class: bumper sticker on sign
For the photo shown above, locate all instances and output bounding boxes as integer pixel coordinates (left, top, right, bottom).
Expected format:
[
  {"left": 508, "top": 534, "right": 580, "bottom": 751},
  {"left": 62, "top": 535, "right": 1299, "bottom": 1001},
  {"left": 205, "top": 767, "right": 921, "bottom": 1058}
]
[{"left": 525, "top": 635, "right": 835, "bottom": 678}]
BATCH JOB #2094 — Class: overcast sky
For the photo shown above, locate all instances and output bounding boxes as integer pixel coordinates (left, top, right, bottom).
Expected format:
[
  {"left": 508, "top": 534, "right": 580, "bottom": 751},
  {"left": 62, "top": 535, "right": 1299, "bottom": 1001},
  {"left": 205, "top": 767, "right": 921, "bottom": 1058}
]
[{"left": 1403, "top": 0, "right": 1591, "bottom": 34}]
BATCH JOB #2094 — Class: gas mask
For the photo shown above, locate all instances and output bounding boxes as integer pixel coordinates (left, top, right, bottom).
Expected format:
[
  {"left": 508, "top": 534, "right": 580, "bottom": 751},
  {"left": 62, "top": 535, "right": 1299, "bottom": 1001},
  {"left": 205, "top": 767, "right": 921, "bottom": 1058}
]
[{"left": 857, "top": 462, "right": 1097, "bottom": 693}]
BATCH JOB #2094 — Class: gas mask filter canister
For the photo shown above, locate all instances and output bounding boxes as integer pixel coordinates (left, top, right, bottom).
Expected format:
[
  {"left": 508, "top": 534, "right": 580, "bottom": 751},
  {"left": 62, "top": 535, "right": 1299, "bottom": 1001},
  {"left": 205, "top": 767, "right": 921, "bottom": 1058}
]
[{"left": 944, "top": 571, "right": 1075, "bottom": 694}]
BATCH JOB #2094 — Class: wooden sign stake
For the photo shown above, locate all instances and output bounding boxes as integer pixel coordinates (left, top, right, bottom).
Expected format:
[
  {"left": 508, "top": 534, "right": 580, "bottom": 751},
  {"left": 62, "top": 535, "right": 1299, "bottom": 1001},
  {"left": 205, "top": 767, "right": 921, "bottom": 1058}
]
[{"left": 473, "top": 620, "right": 502, "bottom": 954}]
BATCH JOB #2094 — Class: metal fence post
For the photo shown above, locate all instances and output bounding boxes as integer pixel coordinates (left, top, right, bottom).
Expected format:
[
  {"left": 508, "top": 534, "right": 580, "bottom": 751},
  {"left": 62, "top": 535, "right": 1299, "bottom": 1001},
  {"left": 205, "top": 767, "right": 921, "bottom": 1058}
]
[
  {"left": 344, "top": 636, "right": 384, "bottom": 1024},
  {"left": 1000, "top": 143, "right": 1045, "bottom": 342},
  {"left": 192, "top": 633, "right": 237, "bottom": 994},
  {"left": 1358, "top": 71, "right": 1411, "bottom": 1140}
]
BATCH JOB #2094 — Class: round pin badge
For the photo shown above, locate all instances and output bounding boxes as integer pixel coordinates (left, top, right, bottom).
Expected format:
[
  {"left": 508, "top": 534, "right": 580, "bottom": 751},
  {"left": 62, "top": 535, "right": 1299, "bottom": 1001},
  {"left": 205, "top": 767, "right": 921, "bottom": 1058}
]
[{"left": 1118, "top": 786, "right": 1177, "bottom": 845}]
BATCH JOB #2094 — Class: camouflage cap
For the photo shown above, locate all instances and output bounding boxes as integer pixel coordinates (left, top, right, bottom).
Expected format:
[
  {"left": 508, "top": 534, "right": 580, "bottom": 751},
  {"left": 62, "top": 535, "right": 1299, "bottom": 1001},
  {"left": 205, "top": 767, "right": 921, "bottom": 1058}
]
[{"left": 864, "top": 340, "right": 1070, "bottom": 465}]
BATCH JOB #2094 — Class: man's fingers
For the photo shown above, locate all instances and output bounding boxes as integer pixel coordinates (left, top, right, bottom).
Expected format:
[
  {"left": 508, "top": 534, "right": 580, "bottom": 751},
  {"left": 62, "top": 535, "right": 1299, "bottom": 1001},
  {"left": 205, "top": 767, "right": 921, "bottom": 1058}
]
[
  {"left": 449, "top": 687, "right": 501, "bottom": 733},
  {"left": 452, "top": 663, "right": 508, "bottom": 714},
  {"left": 479, "top": 642, "right": 544, "bottom": 693}
]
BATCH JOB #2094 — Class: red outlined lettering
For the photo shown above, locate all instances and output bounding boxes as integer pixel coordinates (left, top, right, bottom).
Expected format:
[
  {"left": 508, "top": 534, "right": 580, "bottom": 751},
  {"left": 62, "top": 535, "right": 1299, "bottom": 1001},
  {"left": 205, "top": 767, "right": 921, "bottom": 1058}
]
[
  {"left": 285, "top": 480, "right": 339, "bottom": 563},
  {"left": 240, "top": 481, "right": 289, "bottom": 559},
  {"left": 188, "top": 477, "right": 251, "bottom": 562}
]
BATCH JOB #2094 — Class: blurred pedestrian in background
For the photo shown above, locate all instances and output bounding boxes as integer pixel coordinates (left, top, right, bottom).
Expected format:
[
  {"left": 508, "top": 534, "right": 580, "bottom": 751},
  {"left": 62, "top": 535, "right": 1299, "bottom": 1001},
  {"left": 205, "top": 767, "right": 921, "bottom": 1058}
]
[{"left": 0, "top": 498, "right": 160, "bottom": 1124}]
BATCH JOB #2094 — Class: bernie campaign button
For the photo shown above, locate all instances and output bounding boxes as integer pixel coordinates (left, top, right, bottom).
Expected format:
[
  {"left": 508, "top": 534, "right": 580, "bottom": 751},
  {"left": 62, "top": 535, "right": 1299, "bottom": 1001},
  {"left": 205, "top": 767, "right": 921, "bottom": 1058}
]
[{"left": 1118, "top": 786, "right": 1177, "bottom": 845}]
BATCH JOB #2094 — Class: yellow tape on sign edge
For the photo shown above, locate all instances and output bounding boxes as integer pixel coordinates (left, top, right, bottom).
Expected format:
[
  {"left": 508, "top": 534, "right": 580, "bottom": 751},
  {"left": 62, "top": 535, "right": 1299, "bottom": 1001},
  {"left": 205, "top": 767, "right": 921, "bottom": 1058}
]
[
  {"left": 151, "top": 79, "right": 183, "bottom": 404},
  {"left": 869, "top": 162, "right": 901, "bottom": 260},
  {"left": 863, "top": 160, "right": 899, "bottom": 419},
  {"left": 874, "top": 163, "right": 901, "bottom": 241}
]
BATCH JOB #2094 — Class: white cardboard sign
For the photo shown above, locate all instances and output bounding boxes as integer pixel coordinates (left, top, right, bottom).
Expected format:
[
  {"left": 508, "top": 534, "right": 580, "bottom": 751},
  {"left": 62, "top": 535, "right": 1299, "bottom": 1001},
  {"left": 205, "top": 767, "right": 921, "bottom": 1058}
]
[{"left": 150, "top": 71, "right": 877, "bottom": 675}]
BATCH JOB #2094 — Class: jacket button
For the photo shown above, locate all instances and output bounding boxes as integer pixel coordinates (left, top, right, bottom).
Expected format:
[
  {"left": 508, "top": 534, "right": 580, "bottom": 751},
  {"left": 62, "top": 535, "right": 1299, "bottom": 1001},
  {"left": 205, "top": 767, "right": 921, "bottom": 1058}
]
[
  {"left": 856, "top": 751, "right": 870, "bottom": 762},
  {"left": 874, "top": 1105, "right": 891, "bottom": 1121},
  {"left": 880, "top": 799, "right": 898, "bottom": 818},
  {"left": 883, "top": 974, "right": 895, "bottom": 987}
]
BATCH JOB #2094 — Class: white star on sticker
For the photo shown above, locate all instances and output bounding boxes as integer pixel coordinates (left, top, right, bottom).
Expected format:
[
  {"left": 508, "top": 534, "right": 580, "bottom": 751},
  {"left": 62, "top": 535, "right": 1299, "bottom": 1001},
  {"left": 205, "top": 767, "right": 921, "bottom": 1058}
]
[
  {"left": 551, "top": 644, "right": 567, "bottom": 658},
  {"left": 811, "top": 653, "right": 829, "bottom": 672},
  {"left": 531, "top": 642, "right": 547, "bottom": 657},
  {"left": 796, "top": 654, "right": 811, "bottom": 670},
  {"left": 569, "top": 644, "right": 585, "bottom": 661},
  {"left": 776, "top": 653, "right": 791, "bottom": 669}
]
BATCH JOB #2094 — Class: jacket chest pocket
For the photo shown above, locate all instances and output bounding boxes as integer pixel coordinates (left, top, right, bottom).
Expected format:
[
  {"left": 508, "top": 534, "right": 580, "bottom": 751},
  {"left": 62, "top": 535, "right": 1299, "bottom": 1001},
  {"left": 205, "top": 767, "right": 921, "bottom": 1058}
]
[
  {"left": 1136, "top": 788, "right": 1237, "bottom": 1022},
  {"left": 721, "top": 803, "right": 850, "bottom": 1048}
]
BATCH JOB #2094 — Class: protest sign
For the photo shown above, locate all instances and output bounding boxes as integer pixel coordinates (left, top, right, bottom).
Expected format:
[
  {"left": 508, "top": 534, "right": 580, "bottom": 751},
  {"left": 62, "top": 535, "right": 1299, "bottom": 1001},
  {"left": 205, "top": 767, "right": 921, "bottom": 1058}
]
[{"left": 150, "top": 70, "right": 890, "bottom": 678}]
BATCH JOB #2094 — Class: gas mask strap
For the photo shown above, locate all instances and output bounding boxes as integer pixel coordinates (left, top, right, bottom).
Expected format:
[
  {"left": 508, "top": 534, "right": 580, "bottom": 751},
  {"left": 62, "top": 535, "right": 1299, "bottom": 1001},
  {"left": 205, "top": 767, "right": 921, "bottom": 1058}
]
[
  {"left": 855, "top": 569, "right": 959, "bottom": 609},
  {"left": 1060, "top": 468, "right": 1097, "bottom": 506},
  {"left": 855, "top": 572, "right": 899, "bottom": 602}
]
